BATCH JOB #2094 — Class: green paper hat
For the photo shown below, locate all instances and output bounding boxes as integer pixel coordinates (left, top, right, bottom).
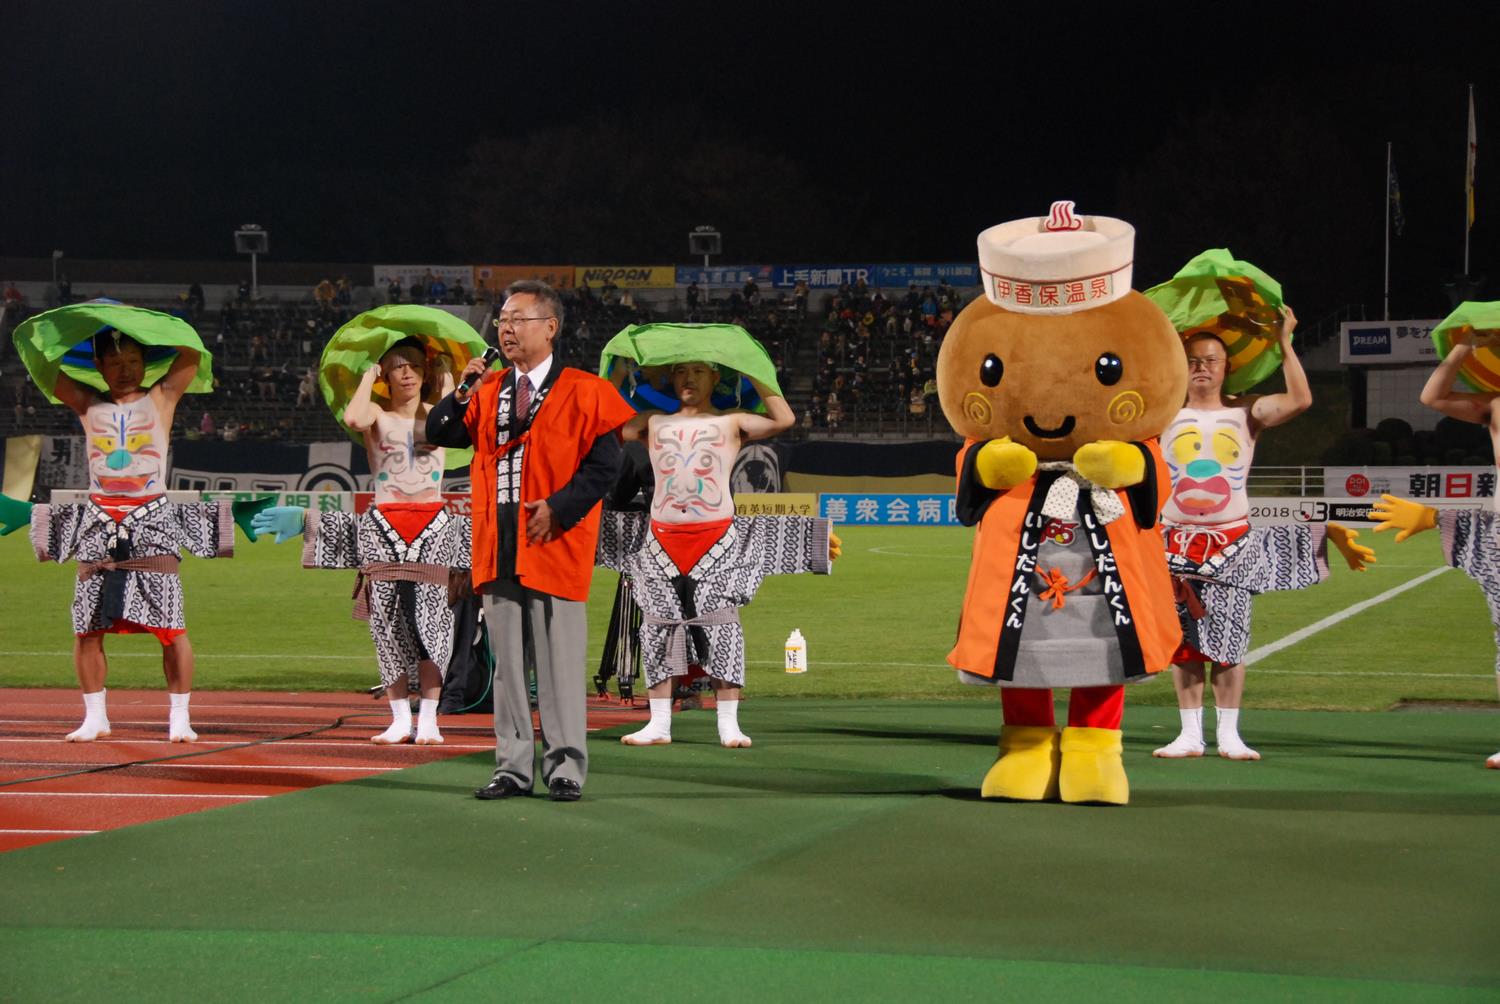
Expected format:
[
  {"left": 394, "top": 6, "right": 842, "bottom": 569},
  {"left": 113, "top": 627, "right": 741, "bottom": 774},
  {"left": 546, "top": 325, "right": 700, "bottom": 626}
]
[
  {"left": 1430, "top": 301, "right": 1500, "bottom": 391},
  {"left": 1143, "top": 248, "right": 1287, "bottom": 394},
  {"left": 319, "top": 305, "right": 489, "bottom": 469},
  {"left": 598, "top": 323, "right": 782, "bottom": 414},
  {"left": 11, "top": 301, "right": 213, "bottom": 404}
]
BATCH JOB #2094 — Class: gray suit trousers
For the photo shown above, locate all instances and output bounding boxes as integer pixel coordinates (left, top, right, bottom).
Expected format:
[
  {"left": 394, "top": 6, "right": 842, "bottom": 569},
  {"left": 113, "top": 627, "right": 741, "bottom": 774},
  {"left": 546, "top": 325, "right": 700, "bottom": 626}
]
[{"left": 480, "top": 579, "right": 589, "bottom": 789}]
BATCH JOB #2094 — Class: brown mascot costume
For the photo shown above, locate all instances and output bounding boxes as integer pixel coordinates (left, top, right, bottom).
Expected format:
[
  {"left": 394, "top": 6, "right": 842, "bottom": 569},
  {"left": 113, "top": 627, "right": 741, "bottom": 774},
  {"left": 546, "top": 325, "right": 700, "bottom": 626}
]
[{"left": 937, "top": 201, "right": 1187, "bottom": 805}]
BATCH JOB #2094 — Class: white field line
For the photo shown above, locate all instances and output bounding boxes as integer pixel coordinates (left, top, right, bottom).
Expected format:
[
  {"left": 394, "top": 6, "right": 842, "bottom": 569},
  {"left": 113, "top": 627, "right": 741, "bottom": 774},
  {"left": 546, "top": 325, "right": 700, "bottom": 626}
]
[
  {"left": 1245, "top": 567, "right": 1453, "bottom": 665},
  {"left": 1, "top": 829, "right": 98, "bottom": 835},
  {"left": 0, "top": 720, "right": 376, "bottom": 729},
  {"left": 0, "top": 791, "right": 267, "bottom": 799}
]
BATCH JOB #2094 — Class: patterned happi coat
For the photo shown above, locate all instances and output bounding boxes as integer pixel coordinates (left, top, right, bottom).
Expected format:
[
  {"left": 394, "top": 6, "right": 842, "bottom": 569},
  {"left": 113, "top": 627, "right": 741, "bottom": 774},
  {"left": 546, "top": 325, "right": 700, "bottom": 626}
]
[
  {"left": 1164, "top": 523, "right": 1329, "bottom": 666},
  {"left": 30, "top": 496, "right": 234, "bottom": 633},
  {"left": 597, "top": 511, "right": 832, "bottom": 688},
  {"left": 1438, "top": 509, "right": 1500, "bottom": 672},
  {"left": 303, "top": 506, "right": 472, "bottom": 689}
]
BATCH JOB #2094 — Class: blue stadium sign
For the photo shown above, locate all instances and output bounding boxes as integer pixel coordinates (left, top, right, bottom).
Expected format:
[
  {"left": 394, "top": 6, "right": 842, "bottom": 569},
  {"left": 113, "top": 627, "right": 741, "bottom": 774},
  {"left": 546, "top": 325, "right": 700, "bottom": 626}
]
[{"left": 819, "top": 492, "right": 960, "bottom": 526}]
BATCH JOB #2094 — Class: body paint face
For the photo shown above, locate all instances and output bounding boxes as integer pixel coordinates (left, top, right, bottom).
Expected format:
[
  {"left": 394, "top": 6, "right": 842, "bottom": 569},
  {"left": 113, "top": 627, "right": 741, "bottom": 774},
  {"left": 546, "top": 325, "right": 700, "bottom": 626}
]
[
  {"left": 86, "top": 397, "right": 164, "bottom": 496},
  {"left": 651, "top": 416, "right": 733, "bottom": 522},
  {"left": 372, "top": 417, "right": 443, "bottom": 501},
  {"left": 1163, "top": 410, "right": 1251, "bottom": 522}
]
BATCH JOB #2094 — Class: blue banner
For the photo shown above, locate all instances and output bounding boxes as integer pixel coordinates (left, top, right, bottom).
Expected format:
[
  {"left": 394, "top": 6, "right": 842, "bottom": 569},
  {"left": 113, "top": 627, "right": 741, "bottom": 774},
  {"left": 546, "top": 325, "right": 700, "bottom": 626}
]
[
  {"left": 819, "top": 492, "right": 959, "bottom": 526},
  {"left": 771, "top": 265, "right": 872, "bottom": 289},
  {"left": 870, "top": 264, "right": 979, "bottom": 287},
  {"left": 675, "top": 265, "right": 775, "bottom": 289}
]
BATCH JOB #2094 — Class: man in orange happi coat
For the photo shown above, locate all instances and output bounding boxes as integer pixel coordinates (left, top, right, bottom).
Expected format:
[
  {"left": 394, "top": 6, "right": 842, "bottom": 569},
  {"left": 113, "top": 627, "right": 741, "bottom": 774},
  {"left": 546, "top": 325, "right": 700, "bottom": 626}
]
[{"left": 427, "top": 280, "right": 635, "bottom": 802}]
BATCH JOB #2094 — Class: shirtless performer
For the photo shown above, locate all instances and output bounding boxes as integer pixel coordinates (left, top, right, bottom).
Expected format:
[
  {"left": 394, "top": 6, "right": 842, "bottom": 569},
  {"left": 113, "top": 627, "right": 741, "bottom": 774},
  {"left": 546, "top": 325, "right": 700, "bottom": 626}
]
[
  {"left": 1372, "top": 335, "right": 1500, "bottom": 769},
  {"left": 6, "top": 307, "right": 233, "bottom": 743},
  {"left": 597, "top": 361, "right": 838, "bottom": 748},
  {"left": 254, "top": 340, "right": 470, "bottom": 744}
]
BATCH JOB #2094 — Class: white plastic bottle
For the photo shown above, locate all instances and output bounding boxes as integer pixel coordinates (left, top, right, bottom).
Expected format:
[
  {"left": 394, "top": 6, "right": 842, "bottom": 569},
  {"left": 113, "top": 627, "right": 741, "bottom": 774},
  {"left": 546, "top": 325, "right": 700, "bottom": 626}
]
[{"left": 784, "top": 629, "right": 807, "bottom": 674}]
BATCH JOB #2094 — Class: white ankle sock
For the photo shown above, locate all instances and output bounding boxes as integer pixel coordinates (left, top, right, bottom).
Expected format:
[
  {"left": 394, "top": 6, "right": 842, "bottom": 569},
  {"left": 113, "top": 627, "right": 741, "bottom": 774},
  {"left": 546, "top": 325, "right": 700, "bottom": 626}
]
[
  {"left": 622, "top": 698, "right": 673, "bottom": 745},
  {"left": 1216, "top": 707, "right": 1260, "bottom": 760},
  {"left": 415, "top": 697, "right": 443, "bottom": 744},
  {"left": 716, "top": 698, "right": 751, "bottom": 748},
  {"left": 67, "top": 689, "right": 111, "bottom": 742},
  {"left": 372, "top": 698, "right": 413, "bottom": 744},
  {"left": 168, "top": 691, "right": 197, "bottom": 742},
  {"left": 1152, "top": 706, "right": 1203, "bottom": 757}
]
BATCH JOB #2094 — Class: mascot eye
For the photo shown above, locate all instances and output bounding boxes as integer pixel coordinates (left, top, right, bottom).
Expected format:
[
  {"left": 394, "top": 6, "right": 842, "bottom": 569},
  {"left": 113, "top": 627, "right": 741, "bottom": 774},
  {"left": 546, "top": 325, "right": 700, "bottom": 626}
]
[
  {"left": 1094, "top": 352, "right": 1123, "bottom": 386},
  {"left": 979, "top": 354, "right": 1004, "bottom": 387}
]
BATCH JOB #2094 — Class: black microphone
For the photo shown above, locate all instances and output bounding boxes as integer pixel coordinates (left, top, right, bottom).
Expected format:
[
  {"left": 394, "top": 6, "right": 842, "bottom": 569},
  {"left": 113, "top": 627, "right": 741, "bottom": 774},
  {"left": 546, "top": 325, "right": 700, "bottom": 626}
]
[{"left": 458, "top": 346, "right": 501, "bottom": 396}]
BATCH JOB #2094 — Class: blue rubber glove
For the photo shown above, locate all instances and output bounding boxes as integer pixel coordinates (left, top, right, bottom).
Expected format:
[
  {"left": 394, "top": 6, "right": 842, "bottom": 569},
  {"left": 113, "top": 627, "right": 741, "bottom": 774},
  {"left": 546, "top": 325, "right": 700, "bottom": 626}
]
[
  {"left": 230, "top": 495, "right": 279, "bottom": 542},
  {"left": 250, "top": 506, "right": 307, "bottom": 544},
  {"left": 0, "top": 494, "right": 34, "bottom": 536}
]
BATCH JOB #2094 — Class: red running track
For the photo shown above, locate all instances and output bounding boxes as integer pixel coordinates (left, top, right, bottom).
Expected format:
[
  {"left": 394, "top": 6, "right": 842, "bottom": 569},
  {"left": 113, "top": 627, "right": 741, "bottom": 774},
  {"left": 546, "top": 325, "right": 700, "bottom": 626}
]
[{"left": 0, "top": 688, "right": 647, "bottom": 853}]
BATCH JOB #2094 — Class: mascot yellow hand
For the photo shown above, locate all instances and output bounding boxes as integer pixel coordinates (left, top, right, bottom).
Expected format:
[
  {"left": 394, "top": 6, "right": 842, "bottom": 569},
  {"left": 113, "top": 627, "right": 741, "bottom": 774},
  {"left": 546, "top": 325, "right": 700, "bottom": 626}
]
[
  {"left": 1073, "top": 440, "right": 1145, "bottom": 490},
  {"left": 829, "top": 532, "right": 843, "bottom": 562},
  {"left": 975, "top": 437, "right": 1038, "bottom": 490},
  {"left": 1370, "top": 494, "right": 1437, "bottom": 543},
  {"left": 1325, "top": 522, "right": 1374, "bottom": 571}
]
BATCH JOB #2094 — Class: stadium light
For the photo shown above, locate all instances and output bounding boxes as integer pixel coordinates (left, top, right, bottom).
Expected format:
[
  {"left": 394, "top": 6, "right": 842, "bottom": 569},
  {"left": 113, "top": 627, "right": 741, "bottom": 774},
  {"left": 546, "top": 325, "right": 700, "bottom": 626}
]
[
  {"left": 689, "top": 226, "right": 721, "bottom": 269},
  {"left": 234, "top": 225, "right": 269, "bottom": 300}
]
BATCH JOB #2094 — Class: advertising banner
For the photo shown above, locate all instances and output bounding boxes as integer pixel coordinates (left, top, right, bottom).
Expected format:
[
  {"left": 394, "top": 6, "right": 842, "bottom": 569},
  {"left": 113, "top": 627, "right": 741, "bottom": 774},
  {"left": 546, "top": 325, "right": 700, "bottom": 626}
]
[
  {"left": 473, "top": 264, "right": 575, "bottom": 293},
  {"left": 1325, "top": 466, "right": 1496, "bottom": 500},
  {"left": 734, "top": 493, "right": 818, "bottom": 517},
  {"left": 575, "top": 265, "right": 676, "bottom": 289},
  {"left": 675, "top": 265, "right": 775, "bottom": 289},
  {"left": 819, "top": 492, "right": 960, "bottom": 525},
  {"left": 1339, "top": 319, "right": 1443, "bottom": 365},
  {"left": 870, "top": 264, "right": 980, "bottom": 288},
  {"left": 770, "top": 265, "right": 872, "bottom": 289},
  {"left": 373, "top": 264, "right": 476, "bottom": 293}
]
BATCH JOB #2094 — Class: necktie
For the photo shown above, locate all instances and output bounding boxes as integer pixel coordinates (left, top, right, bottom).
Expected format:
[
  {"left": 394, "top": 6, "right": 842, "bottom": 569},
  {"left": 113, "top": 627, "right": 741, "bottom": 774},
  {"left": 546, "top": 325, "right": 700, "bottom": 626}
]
[{"left": 515, "top": 374, "right": 532, "bottom": 420}]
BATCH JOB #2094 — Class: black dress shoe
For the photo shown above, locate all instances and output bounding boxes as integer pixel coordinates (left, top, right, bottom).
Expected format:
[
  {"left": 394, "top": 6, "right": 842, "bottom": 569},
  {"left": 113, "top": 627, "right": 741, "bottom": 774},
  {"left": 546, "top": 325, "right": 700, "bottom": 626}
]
[
  {"left": 473, "top": 774, "right": 530, "bottom": 800},
  {"left": 547, "top": 777, "right": 582, "bottom": 802}
]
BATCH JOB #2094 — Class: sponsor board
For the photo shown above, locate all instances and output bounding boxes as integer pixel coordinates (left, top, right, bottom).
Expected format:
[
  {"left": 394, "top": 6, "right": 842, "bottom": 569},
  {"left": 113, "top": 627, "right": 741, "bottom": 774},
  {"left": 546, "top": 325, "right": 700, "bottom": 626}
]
[
  {"left": 734, "top": 493, "right": 817, "bottom": 517},
  {"left": 575, "top": 265, "right": 675, "bottom": 289},
  {"left": 819, "top": 492, "right": 960, "bottom": 525},
  {"left": 870, "top": 264, "right": 980, "bottom": 287},
  {"left": 1325, "top": 466, "right": 1495, "bottom": 500},
  {"left": 373, "top": 264, "right": 476, "bottom": 293},
  {"left": 675, "top": 265, "right": 775, "bottom": 289},
  {"left": 474, "top": 264, "right": 575, "bottom": 292},
  {"left": 770, "top": 265, "right": 872, "bottom": 289},
  {"left": 1339, "top": 319, "right": 1442, "bottom": 364}
]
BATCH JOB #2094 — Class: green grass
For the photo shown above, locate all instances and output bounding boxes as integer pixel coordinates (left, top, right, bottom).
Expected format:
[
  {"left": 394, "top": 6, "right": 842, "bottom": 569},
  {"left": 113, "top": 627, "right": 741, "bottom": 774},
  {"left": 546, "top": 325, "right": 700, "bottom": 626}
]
[
  {"left": 2, "top": 523, "right": 1496, "bottom": 711},
  {"left": 2, "top": 700, "right": 1497, "bottom": 1001}
]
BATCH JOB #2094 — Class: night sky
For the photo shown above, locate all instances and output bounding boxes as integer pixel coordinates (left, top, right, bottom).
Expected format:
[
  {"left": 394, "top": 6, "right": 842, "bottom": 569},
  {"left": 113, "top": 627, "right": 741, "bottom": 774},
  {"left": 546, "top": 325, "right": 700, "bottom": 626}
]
[{"left": 3, "top": 1, "right": 1497, "bottom": 319}]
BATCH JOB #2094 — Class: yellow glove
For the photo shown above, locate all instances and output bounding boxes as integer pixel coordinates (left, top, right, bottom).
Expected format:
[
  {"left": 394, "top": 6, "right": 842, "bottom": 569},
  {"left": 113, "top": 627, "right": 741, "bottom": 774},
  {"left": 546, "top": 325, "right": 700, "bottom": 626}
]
[
  {"left": 974, "top": 437, "right": 1037, "bottom": 490},
  {"left": 829, "top": 532, "right": 843, "bottom": 562},
  {"left": 1369, "top": 494, "right": 1437, "bottom": 543},
  {"left": 1325, "top": 522, "right": 1374, "bottom": 571},
  {"left": 1073, "top": 440, "right": 1145, "bottom": 490}
]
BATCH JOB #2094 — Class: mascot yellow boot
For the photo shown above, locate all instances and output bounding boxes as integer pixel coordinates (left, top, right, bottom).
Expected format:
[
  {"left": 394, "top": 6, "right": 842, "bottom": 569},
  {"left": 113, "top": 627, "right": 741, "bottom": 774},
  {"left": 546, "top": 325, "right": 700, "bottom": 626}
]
[{"left": 937, "top": 202, "right": 1188, "bottom": 805}]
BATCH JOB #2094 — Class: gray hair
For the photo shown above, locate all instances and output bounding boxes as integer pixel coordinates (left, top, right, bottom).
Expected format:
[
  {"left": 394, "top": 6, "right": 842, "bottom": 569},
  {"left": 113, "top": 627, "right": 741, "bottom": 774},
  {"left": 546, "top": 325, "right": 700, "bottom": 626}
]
[{"left": 503, "top": 279, "right": 565, "bottom": 332}]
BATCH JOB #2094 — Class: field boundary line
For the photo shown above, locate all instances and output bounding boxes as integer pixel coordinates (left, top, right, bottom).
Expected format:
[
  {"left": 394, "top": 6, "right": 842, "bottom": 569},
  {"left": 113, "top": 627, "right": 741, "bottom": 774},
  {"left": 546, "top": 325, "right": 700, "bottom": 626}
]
[{"left": 1246, "top": 567, "right": 1452, "bottom": 665}]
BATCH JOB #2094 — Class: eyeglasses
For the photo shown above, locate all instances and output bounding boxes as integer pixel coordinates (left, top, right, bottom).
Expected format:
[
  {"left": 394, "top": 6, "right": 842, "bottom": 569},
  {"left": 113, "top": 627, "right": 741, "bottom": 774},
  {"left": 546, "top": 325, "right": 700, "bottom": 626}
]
[
  {"left": 1186, "top": 356, "right": 1226, "bottom": 370},
  {"left": 493, "top": 314, "right": 555, "bottom": 328}
]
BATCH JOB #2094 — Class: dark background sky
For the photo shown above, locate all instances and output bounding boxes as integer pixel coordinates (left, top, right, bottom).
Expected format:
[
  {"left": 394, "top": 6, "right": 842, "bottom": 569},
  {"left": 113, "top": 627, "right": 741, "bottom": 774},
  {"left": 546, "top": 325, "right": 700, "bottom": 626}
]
[{"left": 2, "top": 1, "right": 1497, "bottom": 321}]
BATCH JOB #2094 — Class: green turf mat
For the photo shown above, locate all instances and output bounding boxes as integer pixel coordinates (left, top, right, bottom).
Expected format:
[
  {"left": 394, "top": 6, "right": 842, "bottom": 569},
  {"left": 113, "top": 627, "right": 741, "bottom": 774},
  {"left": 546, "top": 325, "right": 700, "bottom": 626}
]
[
  {"left": 3, "top": 929, "right": 1492, "bottom": 1003},
  {"left": 2, "top": 701, "right": 1497, "bottom": 1000}
]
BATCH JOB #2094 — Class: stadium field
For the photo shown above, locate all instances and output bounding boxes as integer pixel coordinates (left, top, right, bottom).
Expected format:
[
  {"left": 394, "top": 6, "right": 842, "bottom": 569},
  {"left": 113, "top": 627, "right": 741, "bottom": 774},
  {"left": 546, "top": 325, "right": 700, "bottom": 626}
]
[
  {"left": 2, "top": 523, "right": 1496, "bottom": 711},
  {"left": 2, "top": 523, "right": 1498, "bottom": 1000}
]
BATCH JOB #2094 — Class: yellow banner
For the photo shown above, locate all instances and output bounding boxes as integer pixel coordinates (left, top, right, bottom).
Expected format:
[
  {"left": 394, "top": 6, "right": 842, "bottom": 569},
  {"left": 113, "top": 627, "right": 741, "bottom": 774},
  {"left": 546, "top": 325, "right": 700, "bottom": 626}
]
[
  {"left": 574, "top": 265, "right": 676, "bottom": 289},
  {"left": 734, "top": 493, "right": 818, "bottom": 517},
  {"left": 473, "top": 265, "right": 575, "bottom": 292}
]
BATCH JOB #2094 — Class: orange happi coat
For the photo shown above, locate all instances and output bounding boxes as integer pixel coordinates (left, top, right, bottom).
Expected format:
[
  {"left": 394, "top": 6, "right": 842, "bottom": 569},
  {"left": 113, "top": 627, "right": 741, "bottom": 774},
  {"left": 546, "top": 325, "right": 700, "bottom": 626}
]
[{"left": 948, "top": 437, "right": 1182, "bottom": 681}]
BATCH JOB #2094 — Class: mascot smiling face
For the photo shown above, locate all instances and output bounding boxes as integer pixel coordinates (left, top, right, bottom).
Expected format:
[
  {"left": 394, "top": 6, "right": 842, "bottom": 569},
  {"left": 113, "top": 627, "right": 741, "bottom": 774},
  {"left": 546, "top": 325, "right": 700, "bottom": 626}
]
[{"left": 937, "top": 291, "right": 1185, "bottom": 460}]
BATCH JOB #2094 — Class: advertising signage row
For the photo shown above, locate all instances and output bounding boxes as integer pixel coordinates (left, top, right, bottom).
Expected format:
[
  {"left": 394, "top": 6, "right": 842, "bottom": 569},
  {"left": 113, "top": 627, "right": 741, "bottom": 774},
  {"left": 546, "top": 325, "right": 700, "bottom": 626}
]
[{"left": 376, "top": 263, "right": 981, "bottom": 293}]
